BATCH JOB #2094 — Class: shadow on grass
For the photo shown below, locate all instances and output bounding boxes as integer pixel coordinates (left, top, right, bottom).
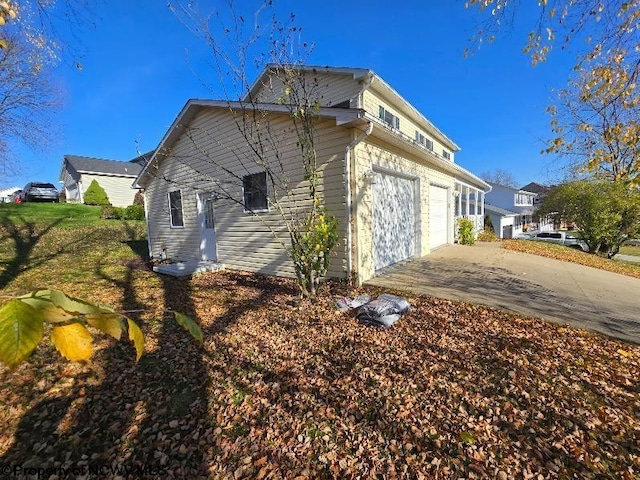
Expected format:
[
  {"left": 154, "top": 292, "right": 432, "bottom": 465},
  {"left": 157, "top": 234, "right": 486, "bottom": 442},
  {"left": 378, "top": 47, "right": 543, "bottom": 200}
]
[
  {"left": 0, "top": 216, "right": 64, "bottom": 289},
  {"left": 0, "top": 260, "right": 211, "bottom": 475}
]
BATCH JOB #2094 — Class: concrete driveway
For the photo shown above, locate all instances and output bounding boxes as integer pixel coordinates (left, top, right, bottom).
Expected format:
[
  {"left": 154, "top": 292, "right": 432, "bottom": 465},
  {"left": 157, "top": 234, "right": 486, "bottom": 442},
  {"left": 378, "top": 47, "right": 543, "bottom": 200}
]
[{"left": 367, "top": 242, "right": 640, "bottom": 344}]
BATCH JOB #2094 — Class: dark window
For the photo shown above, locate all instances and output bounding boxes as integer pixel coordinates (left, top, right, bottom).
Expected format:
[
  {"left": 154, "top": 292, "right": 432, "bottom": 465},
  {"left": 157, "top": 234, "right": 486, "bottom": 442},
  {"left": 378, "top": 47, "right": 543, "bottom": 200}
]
[
  {"left": 415, "top": 131, "right": 434, "bottom": 150},
  {"left": 379, "top": 106, "right": 400, "bottom": 129},
  {"left": 169, "top": 190, "right": 184, "bottom": 227},
  {"left": 536, "top": 232, "right": 550, "bottom": 238},
  {"left": 243, "top": 172, "right": 268, "bottom": 212},
  {"left": 442, "top": 150, "right": 451, "bottom": 160},
  {"left": 549, "top": 233, "right": 562, "bottom": 239}
]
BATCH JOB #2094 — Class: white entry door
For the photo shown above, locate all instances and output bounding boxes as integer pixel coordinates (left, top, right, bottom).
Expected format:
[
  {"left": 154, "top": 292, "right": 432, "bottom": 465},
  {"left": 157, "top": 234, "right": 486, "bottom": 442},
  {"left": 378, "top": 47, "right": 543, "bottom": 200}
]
[
  {"left": 429, "top": 184, "right": 449, "bottom": 250},
  {"left": 372, "top": 172, "right": 416, "bottom": 270},
  {"left": 197, "top": 192, "right": 217, "bottom": 261}
]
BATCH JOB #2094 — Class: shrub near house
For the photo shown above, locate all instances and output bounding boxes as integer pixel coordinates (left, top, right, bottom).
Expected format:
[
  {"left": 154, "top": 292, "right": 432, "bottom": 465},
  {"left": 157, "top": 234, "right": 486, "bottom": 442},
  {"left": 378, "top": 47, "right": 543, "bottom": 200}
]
[{"left": 83, "top": 180, "right": 111, "bottom": 206}]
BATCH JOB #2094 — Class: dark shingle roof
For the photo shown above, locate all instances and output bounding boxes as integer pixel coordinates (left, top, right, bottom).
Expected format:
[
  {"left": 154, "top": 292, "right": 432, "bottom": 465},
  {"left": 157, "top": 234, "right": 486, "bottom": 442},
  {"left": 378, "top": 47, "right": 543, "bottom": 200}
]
[{"left": 64, "top": 155, "right": 143, "bottom": 177}]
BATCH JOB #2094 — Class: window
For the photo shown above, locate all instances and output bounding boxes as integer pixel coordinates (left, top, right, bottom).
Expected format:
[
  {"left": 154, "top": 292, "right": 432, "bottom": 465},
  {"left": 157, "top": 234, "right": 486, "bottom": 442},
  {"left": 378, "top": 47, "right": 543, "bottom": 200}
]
[
  {"left": 514, "top": 192, "right": 534, "bottom": 206},
  {"left": 442, "top": 149, "right": 451, "bottom": 160},
  {"left": 379, "top": 106, "right": 400, "bottom": 129},
  {"left": 168, "top": 190, "right": 184, "bottom": 227},
  {"left": 243, "top": 172, "right": 268, "bottom": 212},
  {"left": 415, "top": 131, "right": 434, "bottom": 150}
]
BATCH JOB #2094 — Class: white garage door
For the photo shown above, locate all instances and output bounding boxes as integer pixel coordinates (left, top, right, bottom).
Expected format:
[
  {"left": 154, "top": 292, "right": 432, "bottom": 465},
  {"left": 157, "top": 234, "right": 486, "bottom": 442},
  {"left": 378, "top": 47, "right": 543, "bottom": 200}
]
[
  {"left": 372, "top": 172, "right": 416, "bottom": 270},
  {"left": 429, "top": 184, "right": 449, "bottom": 249}
]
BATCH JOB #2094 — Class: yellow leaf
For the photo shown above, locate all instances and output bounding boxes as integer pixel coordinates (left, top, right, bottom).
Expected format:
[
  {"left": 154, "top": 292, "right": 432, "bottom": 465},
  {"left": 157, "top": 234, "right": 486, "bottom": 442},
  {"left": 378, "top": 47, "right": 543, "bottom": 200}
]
[
  {"left": 617, "top": 349, "right": 633, "bottom": 358},
  {"left": 86, "top": 314, "right": 123, "bottom": 340},
  {"left": 0, "top": 299, "right": 45, "bottom": 368},
  {"left": 127, "top": 318, "right": 145, "bottom": 362},
  {"left": 51, "top": 323, "right": 93, "bottom": 361}
]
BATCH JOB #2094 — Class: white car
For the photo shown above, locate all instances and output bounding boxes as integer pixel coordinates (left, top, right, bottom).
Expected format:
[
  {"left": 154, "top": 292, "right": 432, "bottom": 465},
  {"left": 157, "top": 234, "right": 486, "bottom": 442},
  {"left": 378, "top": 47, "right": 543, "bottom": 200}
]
[{"left": 529, "top": 231, "right": 588, "bottom": 252}]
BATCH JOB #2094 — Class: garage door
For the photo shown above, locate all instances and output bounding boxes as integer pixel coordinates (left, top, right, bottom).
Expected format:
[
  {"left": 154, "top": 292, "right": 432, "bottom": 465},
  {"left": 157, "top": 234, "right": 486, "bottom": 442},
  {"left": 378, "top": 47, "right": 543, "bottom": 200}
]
[
  {"left": 372, "top": 172, "right": 416, "bottom": 270},
  {"left": 429, "top": 184, "right": 449, "bottom": 249}
]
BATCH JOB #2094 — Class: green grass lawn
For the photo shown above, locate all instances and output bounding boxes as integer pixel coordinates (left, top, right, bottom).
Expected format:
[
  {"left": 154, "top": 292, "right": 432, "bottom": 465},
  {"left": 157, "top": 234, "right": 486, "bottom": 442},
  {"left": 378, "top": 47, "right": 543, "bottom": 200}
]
[
  {"left": 1, "top": 212, "right": 639, "bottom": 477},
  {"left": 620, "top": 244, "right": 640, "bottom": 257},
  {"left": 0, "top": 202, "right": 137, "bottom": 228},
  {"left": 503, "top": 239, "right": 640, "bottom": 279}
]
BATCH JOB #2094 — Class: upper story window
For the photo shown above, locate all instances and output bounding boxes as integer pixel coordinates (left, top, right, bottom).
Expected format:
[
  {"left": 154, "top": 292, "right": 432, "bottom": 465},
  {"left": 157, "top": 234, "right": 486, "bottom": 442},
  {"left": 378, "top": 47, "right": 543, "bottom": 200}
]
[
  {"left": 243, "top": 171, "right": 269, "bottom": 212},
  {"left": 415, "top": 131, "right": 434, "bottom": 150},
  {"left": 514, "top": 192, "right": 534, "bottom": 206},
  {"left": 379, "top": 106, "right": 400, "bottom": 129},
  {"left": 442, "top": 149, "right": 451, "bottom": 160},
  {"left": 168, "top": 190, "right": 184, "bottom": 228}
]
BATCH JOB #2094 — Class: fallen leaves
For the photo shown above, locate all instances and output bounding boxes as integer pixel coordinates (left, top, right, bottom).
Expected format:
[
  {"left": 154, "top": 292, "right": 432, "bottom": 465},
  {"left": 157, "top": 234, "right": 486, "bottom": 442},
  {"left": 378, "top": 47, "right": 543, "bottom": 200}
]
[
  {"left": 503, "top": 239, "right": 640, "bottom": 279},
  {"left": 0, "top": 221, "right": 639, "bottom": 477}
]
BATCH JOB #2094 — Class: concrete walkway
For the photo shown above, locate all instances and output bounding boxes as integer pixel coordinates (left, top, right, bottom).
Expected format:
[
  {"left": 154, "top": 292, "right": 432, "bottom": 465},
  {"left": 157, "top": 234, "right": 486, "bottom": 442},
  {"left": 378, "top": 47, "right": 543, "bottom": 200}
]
[{"left": 368, "top": 242, "right": 640, "bottom": 344}]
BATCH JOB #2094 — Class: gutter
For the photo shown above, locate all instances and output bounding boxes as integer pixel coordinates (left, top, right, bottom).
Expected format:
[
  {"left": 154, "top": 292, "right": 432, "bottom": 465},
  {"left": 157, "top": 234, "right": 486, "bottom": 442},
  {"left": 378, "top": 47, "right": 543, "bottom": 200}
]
[{"left": 344, "top": 121, "right": 373, "bottom": 283}]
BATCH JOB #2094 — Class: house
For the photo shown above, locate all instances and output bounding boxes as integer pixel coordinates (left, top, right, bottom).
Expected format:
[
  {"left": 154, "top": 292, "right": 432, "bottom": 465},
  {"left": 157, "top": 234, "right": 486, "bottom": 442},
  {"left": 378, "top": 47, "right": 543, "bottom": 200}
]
[
  {"left": 520, "top": 181, "right": 553, "bottom": 206},
  {"left": 485, "top": 182, "right": 554, "bottom": 238},
  {"left": 133, "top": 65, "right": 490, "bottom": 283},
  {"left": 0, "top": 187, "right": 20, "bottom": 203},
  {"left": 59, "top": 153, "right": 151, "bottom": 207}
]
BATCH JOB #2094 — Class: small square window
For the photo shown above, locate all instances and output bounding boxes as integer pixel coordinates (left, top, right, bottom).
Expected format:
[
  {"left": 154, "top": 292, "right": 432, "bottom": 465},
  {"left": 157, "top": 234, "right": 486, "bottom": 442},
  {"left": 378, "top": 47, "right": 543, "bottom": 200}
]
[
  {"left": 442, "top": 150, "right": 451, "bottom": 160},
  {"left": 168, "top": 190, "right": 184, "bottom": 227},
  {"left": 243, "top": 172, "right": 268, "bottom": 212},
  {"left": 379, "top": 106, "right": 400, "bottom": 129},
  {"left": 415, "top": 131, "right": 434, "bottom": 150}
]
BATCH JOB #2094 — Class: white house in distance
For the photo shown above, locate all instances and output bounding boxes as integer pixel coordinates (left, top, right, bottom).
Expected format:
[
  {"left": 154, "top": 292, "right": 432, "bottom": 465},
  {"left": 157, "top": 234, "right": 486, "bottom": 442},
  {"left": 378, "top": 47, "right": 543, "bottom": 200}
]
[
  {"left": 0, "top": 187, "right": 20, "bottom": 203},
  {"left": 133, "top": 64, "right": 490, "bottom": 284},
  {"left": 484, "top": 182, "right": 553, "bottom": 238},
  {"left": 59, "top": 154, "right": 150, "bottom": 207}
]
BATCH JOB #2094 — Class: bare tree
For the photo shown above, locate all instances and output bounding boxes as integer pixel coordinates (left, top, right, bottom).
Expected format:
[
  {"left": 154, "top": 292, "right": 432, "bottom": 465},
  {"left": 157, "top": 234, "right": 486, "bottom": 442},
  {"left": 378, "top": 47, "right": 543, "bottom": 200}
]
[
  {"left": 0, "top": 32, "right": 60, "bottom": 175},
  {"left": 161, "top": 1, "right": 340, "bottom": 297},
  {"left": 480, "top": 168, "right": 518, "bottom": 187}
]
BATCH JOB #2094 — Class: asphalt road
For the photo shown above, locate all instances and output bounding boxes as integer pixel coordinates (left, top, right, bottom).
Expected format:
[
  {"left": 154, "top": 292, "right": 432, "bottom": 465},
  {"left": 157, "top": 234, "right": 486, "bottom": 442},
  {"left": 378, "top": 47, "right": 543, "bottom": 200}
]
[{"left": 368, "top": 242, "right": 640, "bottom": 344}]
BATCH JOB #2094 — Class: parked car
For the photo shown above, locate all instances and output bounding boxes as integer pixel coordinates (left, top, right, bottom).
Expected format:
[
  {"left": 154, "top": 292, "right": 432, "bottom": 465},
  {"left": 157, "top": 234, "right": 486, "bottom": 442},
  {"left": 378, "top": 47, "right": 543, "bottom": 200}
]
[
  {"left": 9, "top": 190, "right": 22, "bottom": 202},
  {"left": 20, "top": 182, "right": 59, "bottom": 202},
  {"left": 528, "top": 231, "right": 588, "bottom": 252}
]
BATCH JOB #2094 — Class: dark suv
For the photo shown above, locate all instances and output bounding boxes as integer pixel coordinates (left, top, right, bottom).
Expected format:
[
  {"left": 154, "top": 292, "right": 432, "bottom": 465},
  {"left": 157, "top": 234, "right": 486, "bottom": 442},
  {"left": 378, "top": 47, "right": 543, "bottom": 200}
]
[{"left": 21, "top": 182, "right": 59, "bottom": 202}]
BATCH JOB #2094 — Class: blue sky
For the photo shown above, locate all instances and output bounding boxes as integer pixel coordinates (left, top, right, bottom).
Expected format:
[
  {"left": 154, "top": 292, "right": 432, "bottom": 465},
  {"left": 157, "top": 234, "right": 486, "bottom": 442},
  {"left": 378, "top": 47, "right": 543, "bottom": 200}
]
[{"left": 7, "top": 0, "right": 576, "bottom": 189}]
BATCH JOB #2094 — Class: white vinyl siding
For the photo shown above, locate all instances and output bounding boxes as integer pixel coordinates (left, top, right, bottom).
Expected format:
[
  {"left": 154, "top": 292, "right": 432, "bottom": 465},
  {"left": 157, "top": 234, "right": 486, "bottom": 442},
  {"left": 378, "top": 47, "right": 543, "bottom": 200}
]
[
  {"left": 76, "top": 173, "right": 138, "bottom": 207},
  {"left": 144, "top": 108, "right": 350, "bottom": 279},
  {"left": 363, "top": 90, "right": 455, "bottom": 163},
  {"left": 253, "top": 70, "right": 362, "bottom": 108}
]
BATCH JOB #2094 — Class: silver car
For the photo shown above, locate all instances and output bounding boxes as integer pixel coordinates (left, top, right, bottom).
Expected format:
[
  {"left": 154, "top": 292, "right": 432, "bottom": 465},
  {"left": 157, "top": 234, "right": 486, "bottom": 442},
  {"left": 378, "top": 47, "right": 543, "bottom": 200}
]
[
  {"left": 21, "top": 182, "right": 59, "bottom": 202},
  {"left": 530, "top": 231, "right": 588, "bottom": 252}
]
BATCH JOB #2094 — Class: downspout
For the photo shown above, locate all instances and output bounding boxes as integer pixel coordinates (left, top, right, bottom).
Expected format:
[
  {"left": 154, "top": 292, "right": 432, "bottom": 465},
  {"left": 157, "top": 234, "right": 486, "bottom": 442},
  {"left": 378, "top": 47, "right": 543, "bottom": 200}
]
[{"left": 345, "top": 121, "right": 373, "bottom": 284}]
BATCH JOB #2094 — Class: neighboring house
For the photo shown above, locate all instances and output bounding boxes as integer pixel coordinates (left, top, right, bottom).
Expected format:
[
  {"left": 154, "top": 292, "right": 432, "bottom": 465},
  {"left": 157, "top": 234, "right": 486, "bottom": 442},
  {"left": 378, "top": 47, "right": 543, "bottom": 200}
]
[
  {"left": 485, "top": 182, "right": 554, "bottom": 238},
  {"left": 134, "top": 65, "right": 490, "bottom": 284},
  {"left": 520, "top": 181, "right": 553, "bottom": 206},
  {"left": 59, "top": 154, "right": 149, "bottom": 207},
  {"left": 0, "top": 187, "right": 20, "bottom": 203}
]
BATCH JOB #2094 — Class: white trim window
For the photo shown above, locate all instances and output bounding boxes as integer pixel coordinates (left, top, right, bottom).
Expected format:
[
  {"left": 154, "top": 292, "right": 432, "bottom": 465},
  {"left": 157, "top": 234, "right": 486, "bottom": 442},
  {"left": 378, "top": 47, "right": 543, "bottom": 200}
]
[
  {"left": 415, "top": 131, "right": 434, "bottom": 150},
  {"left": 243, "top": 171, "right": 269, "bottom": 212},
  {"left": 379, "top": 106, "right": 400, "bottom": 129},
  {"left": 514, "top": 192, "right": 534, "bottom": 206},
  {"left": 168, "top": 190, "right": 184, "bottom": 227},
  {"left": 442, "top": 149, "right": 451, "bottom": 160}
]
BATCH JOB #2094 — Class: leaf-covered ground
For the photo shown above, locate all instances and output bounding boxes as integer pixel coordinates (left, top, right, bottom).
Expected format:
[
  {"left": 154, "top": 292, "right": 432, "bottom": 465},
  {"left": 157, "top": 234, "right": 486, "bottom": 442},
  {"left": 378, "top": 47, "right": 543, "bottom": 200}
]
[
  {"left": 1, "top": 221, "right": 639, "bottom": 478},
  {"left": 503, "top": 240, "right": 640, "bottom": 280}
]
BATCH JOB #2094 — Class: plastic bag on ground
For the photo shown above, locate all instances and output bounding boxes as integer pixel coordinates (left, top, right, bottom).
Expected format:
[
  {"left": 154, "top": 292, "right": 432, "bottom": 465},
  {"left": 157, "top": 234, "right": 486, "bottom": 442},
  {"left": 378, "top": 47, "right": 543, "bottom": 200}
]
[{"left": 376, "top": 294, "right": 411, "bottom": 314}]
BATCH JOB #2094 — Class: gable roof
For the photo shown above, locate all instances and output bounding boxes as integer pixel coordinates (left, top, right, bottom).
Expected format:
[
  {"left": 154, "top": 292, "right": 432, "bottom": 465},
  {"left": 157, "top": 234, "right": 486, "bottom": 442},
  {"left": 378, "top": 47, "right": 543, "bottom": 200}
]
[
  {"left": 62, "top": 155, "right": 144, "bottom": 178},
  {"left": 246, "top": 64, "right": 461, "bottom": 152},
  {"left": 485, "top": 203, "right": 519, "bottom": 217},
  {"left": 133, "top": 99, "right": 366, "bottom": 188},
  {"left": 487, "top": 181, "right": 536, "bottom": 195}
]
